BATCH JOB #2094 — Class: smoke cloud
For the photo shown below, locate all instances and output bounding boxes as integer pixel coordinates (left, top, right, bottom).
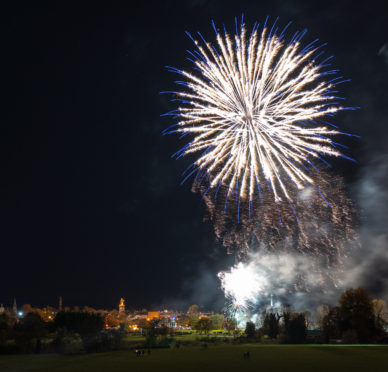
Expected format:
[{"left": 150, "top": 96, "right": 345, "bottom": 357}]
[{"left": 344, "top": 156, "right": 388, "bottom": 299}]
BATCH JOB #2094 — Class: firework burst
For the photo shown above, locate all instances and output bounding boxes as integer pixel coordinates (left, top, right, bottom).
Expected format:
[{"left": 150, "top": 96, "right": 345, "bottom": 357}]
[
  {"left": 163, "top": 17, "right": 358, "bottom": 212},
  {"left": 197, "top": 169, "right": 358, "bottom": 261}
]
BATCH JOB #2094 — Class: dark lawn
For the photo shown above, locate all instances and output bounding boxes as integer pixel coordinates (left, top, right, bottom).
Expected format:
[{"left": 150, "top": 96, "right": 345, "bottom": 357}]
[{"left": 1, "top": 344, "right": 387, "bottom": 372}]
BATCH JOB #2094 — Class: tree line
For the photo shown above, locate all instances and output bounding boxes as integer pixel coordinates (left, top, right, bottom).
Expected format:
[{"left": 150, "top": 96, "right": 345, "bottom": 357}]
[{"left": 244, "top": 288, "right": 387, "bottom": 344}]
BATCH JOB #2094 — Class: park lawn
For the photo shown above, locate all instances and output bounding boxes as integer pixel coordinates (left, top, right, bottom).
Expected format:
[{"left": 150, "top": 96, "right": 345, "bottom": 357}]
[
  {"left": 0, "top": 344, "right": 387, "bottom": 372},
  {"left": 122, "top": 332, "right": 236, "bottom": 343}
]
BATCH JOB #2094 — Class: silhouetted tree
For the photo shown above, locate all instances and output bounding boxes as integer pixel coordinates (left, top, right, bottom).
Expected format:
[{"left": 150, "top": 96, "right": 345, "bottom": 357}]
[
  {"left": 54, "top": 311, "right": 104, "bottom": 337},
  {"left": 284, "top": 312, "right": 306, "bottom": 344},
  {"left": 245, "top": 321, "right": 256, "bottom": 338},
  {"left": 14, "top": 312, "right": 47, "bottom": 353},
  {"left": 338, "top": 288, "right": 383, "bottom": 343},
  {"left": 0, "top": 314, "right": 12, "bottom": 347},
  {"left": 322, "top": 307, "right": 341, "bottom": 343},
  {"left": 263, "top": 312, "right": 280, "bottom": 339},
  {"left": 149, "top": 319, "right": 162, "bottom": 336}
]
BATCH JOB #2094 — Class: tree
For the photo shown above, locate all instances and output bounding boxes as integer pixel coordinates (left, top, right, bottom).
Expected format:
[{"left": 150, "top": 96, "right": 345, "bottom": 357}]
[
  {"left": 223, "top": 317, "right": 237, "bottom": 331},
  {"left": 54, "top": 311, "right": 104, "bottom": 337},
  {"left": 146, "top": 318, "right": 161, "bottom": 337},
  {"left": 188, "top": 314, "right": 199, "bottom": 329},
  {"left": 284, "top": 312, "right": 306, "bottom": 344},
  {"left": 210, "top": 314, "right": 224, "bottom": 330},
  {"left": 21, "top": 304, "right": 34, "bottom": 315},
  {"left": 136, "top": 318, "right": 148, "bottom": 333},
  {"left": 0, "top": 314, "right": 12, "bottom": 346},
  {"left": 372, "top": 299, "right": 388, "bottom": 327},
  {"left": 314, "top": 304, "right": 330, "bottom": 329},
  {"left": 196, "top": 318, "right": 213, "bottom": 334},
  {"left": 322, "top": 307, "right": 341, "bottom": 343},
  {"left": 105, "top": 313, "right": 120, "bottom": 328},
  {"left": 338, "top": 288, "right": 384, "bottom": 343},
  {"left": 176, "top": 314, "right": 190, "bottom": 328},
  {"left": 187, "top": 304, "right": 199, "bottom": 315},
  {"left": 245, "top": 321, "right": 256, "bottom": 338},
  {"left": 14, "top": 312, "right": 47, "bottom": 353},
  {"left": 83, "top": 306, "right": 97, "bottom": 313},
  {"left": 262, "top": 312, "right": 280, "bottom": 339}
]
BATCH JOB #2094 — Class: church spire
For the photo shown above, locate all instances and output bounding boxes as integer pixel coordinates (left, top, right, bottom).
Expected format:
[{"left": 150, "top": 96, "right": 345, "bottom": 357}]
[
  {"left": 119, "top": 298, "right": 125, "bottom": 313},
  {"left": 12, "top": 298, "right": 17, "bottom": 314}
]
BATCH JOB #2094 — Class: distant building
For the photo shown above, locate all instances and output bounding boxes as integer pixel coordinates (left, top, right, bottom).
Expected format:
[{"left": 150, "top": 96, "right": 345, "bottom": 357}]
[
  {"left": 59, "top": 296, "right": 63, "bottom": 312},
  {"left": 12, "top": 299, "right": 17, "bottom": 315},
  {"left": 147, "top": 311, "right": 159, "bottom": 320},
  {"left": 160, "top": 314, "right": 177, "bottom": 328},
  {"left": 119, "top": 298, "right": 125, "bottom": 313},
  {"left": 0, "top": 304, "right": 4, "bottom": 314},
  {"left": 131, "top": 314, "right": 147, "bottom": 321},
  {"left": 145, "top": 311, "right": 177, "bottom": 328}
]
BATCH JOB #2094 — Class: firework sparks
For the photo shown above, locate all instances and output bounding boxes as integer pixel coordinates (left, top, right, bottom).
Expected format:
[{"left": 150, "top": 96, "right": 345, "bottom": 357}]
[
  {"left": 163, "top": 17, "right": 358, "bottom": 210},
  {"left": 218, "top": 252, "right": 339, "bottom": 326},
  {"left": 197, "top": 169, "right": 358, "bottom": 262}
]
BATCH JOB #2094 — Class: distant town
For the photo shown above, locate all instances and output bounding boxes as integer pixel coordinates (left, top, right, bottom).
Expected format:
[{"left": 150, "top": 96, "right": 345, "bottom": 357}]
[
  {"left": 2, "top": 291, "right": 387, "bottom": 335},
  {"left": 0, "top": 298, "right": 231, "bottom": 333},
  {"left": 1, "top": 288, "right": 388, "bottom": 361}
]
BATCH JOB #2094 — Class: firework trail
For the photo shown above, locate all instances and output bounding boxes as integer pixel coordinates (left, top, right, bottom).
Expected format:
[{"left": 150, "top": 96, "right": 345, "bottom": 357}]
[{"left": 163, "top": 16, "right": 358, "bottom": 216}]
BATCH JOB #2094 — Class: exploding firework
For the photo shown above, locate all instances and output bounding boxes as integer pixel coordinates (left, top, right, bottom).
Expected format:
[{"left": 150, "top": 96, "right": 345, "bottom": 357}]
[
  {"left": 197, "top": 169, "right": 358, "bottom": 264},
  {"left": 163, "top": 16, "right": 358, "bottom": 213},
  {"left": 163, "top": 17, "right": 359, "bottom": 322}
]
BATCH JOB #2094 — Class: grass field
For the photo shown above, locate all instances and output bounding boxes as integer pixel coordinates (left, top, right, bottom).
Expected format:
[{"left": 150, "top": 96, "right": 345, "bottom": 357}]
[{"left": 1, "top": 345, "right": 388, "bottom": 372}]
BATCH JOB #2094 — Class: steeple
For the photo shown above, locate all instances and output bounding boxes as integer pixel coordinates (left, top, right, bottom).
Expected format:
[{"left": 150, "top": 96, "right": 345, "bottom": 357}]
[
  {"left": 119, "top": 298, "right": 125, "bottom": 313},
  {"left": 12, "top": 298, "right": 17, "bottom": 314},
  {"left": 59, "top": 296, "right": 63, "bottom": 312}
]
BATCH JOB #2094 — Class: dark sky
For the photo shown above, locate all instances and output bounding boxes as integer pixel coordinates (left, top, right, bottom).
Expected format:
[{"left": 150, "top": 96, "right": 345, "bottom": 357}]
[{"left": 2, "top": 1, "right": 388, "bottom": 310}]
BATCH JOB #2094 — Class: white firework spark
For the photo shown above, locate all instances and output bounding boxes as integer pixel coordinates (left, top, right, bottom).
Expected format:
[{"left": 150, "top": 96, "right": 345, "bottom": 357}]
[
  {"left": 163, "top": 18, "right": 357, "bottom": 205},
  {"left": 218, "top": 261, "right": 268, "bottom": 310}
]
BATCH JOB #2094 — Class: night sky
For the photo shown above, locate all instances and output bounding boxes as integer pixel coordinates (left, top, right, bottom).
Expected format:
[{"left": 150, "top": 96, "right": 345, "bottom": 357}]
[{"left": 2, "top": 1, "right": 388, "bottom": 310}]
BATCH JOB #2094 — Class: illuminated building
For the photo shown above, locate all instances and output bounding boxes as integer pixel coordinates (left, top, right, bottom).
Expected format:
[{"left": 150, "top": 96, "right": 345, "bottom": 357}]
[
  {"left": 147, "top": 311, "right": 159, "bottom": 321},
  {"left": 119, "top": 298, "right": 125, "bottom": 313}
]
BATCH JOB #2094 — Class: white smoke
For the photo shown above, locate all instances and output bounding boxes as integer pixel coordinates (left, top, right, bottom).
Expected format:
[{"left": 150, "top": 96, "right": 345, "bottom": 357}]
[
  {"left": 344, "top": 156, "right": 388, "bottom": 298},
  {"left": 218, "top": 156, "right": 388, "bottom": 325},
  {"left": 378, "top": 44, "right": 388, "bottom": 68},
  {"left": 218, "top": 251, "right": 340, "bottom": 324}
]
